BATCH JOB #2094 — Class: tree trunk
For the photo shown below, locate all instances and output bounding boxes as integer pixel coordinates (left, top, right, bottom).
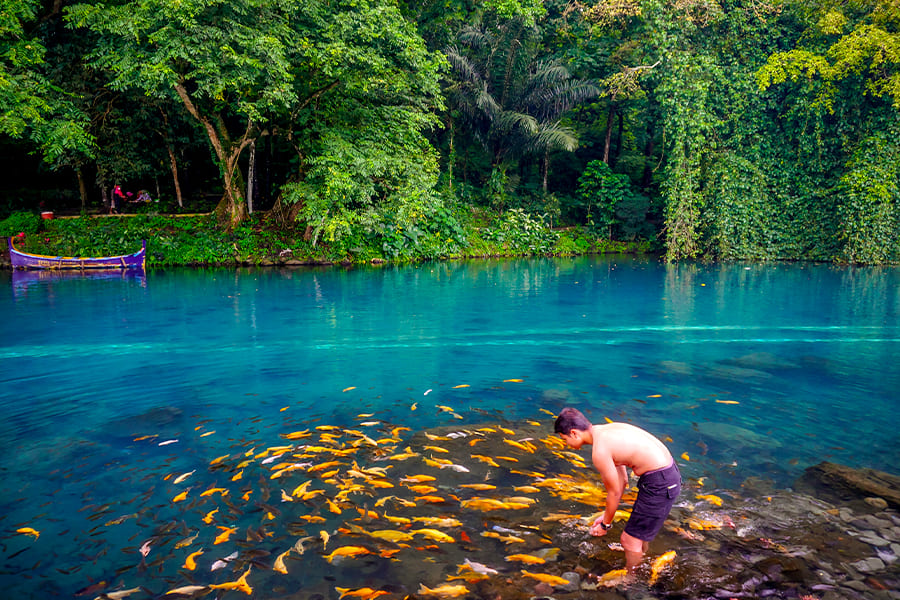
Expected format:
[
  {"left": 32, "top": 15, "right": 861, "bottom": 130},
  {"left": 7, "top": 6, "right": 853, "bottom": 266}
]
[
  {"left": 642, "top": 122, "right": 656, "bottom": 190},
  {"left": 175, "top": 82, "right": 249, "bottom": 228},
  {"left": 613, "top": 112, "right": 624, "bottom": 167},
  {"left": 247, "top": 140, "right": 256, "bottom": 214},
  {"left": 603, "top": 105, "right": 616, "bottom": 164},
  {"left": 166, "top": 143, "right": 184, "bottom": 208},
  {"left": 76, "top": 168, "right": 88, "bottom": 212},
  {"left": 542, "top": 150, "right": 549, "bottom": 192}
]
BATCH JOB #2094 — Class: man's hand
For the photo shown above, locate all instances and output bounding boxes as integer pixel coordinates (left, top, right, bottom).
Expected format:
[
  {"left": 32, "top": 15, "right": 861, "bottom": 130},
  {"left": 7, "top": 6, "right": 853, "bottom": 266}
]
[{"left": 589, "top": 517, "right": 609, "bottom": 536}]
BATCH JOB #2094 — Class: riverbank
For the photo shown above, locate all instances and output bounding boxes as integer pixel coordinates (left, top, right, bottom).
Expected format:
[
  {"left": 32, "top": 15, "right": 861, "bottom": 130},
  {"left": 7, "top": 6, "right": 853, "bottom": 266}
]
[{"left": 0, "top": 210, "right": 654, "bottom": 269}]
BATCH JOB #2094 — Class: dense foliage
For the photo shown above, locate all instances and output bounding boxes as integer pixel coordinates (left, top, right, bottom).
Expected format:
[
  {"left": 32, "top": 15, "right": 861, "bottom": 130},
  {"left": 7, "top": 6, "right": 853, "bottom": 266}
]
[{"left": 2, "top": 0, "right": 898, "bottom": 264}]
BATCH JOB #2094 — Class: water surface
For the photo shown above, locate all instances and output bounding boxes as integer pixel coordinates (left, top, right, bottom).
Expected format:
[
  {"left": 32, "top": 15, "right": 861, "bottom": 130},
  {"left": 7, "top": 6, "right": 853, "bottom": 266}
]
[{"left": 2, "top": 256, "right": 898, "bottom": 598}]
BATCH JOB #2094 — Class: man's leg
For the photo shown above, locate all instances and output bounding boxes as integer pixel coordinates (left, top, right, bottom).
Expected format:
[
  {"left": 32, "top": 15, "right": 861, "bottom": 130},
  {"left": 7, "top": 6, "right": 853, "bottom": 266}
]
[{"left": 620, "top": 530, "right": 646, "bottom": 573}]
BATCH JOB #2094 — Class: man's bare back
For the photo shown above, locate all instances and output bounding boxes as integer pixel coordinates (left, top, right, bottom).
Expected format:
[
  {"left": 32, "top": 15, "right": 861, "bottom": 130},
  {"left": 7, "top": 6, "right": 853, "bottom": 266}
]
[{"left": 590, "top": 422, "right": 672, "bottom": 476}]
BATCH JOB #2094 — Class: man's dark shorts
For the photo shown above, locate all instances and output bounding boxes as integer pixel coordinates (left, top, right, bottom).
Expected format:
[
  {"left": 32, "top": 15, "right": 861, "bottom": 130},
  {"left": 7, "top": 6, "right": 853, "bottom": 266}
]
[{"left": 623, "top": 461, "right": 681, "bottom": 541}]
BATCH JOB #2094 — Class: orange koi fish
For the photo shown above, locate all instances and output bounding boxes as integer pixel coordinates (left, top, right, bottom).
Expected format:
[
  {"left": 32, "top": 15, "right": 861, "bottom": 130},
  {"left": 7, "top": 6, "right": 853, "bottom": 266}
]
[
  {"left": 183, "top": 549, "right": 203, "bottom": 570},
  {"left": 16, "top": 527, "right": 39, "bottom": 539},
  {"left": 505, "top": 553, "right": 545, "bottom": 564},
  {"left": 209, "top": 566, "right": 252, "bottom": 595},
  {"left": 335, "top": 587, "right": 390, "bottom": 600},
  {"left": 324, "top": 545, "right": 373, "bottom": 563},
  {"left": 648, "top": 550, "right": 676, "bottom": 585},
  {"left": 214, "top": 526, "right": 238, "bottom": 545},
  {"left": 520, "top": 570, "right": 571, "bottom": 586}
]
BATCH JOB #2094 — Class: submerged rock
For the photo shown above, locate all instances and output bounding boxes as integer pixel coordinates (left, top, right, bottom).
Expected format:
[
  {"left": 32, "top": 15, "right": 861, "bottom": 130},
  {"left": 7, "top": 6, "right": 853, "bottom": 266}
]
[
  {"left": 796, "top": 462, "right": 900, "bottom": 508},
  {"left": 696, "top": 422, "right": 783, "bottom": 449}
]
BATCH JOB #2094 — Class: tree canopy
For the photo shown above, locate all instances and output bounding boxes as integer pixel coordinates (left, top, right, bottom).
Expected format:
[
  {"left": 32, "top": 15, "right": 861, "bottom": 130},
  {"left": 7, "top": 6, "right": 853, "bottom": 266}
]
[{"left": 1, "top": 0, "right": 898, "bottom": 264}]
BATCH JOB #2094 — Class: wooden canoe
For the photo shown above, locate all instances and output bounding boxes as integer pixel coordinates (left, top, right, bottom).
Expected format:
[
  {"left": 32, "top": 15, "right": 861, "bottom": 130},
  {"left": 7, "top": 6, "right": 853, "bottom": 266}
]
[{"left": 8, "top": 238, "right": 146, "bottom": 270}]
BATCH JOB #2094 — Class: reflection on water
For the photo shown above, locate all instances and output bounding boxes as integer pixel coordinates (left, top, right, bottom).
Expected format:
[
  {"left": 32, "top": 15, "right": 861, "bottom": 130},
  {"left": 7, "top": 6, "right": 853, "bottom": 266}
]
[{"left": 1, "top": 257, "right": 899, "bottom": 598}]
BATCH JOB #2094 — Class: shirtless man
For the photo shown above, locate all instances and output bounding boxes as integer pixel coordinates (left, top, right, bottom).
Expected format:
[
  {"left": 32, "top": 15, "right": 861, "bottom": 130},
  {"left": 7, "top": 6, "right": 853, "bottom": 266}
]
[{"left": 554, "top": 407, "right": 681, "bottom": 573}]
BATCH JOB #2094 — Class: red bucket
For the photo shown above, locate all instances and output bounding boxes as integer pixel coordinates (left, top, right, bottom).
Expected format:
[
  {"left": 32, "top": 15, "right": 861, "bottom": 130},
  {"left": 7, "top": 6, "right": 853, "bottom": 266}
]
[{"left": 41, "top": 211, "right": 54, "bottom": 220}]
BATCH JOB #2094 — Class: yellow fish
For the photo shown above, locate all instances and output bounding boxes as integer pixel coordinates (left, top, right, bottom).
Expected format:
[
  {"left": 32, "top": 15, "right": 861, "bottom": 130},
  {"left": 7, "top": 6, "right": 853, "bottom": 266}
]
[
  {"left": 343, "top": 387, "right": 357, "bottom": 392},
  {"left": 183, "top": 549, "right": 203, "bottom": 570},
  {"left": 520, "top": 570, "right": 570, "bottom": 586},
  {"left": 596, "top": 568, "right": 629, "bottom": 587},
  {"left": 422, "top": 445, "right": 449, "bottom": 453},
  {"left": 470, "top": 454, "right": 500, "bottom": 468},
  {"left": 15, "top": 527, "right": 39, "bottom": 539},
  {"left": 172, "top": 490, "right": 189, "bottom": 503},
  {"left": 411, "top": 528, "right": 455, "bottom": 543},
  {"left": 648, "top": 550, "right": 676, "bottom": 585},
  {"left": 230, "top": 469, "right": 243, "bottom": 481},
  {"left": 202, "top": 508, "right": 218, "bottom": 524},
  {"left": 681, "top": 452, "right": 690, "bottom": 461},
  {"left": 406, "top": 485, "right": 438, "bottom": 495},
  {"left": 299, "top": 514, "right": 326, "bottom": 523},
  {"left": 513, "top": 485, "right": 540, "bottom": 493},
  {"left": 458, "top": 484, "right": 496, "bottom": 491},
  {"left": 505, "top": 553, "right": 546, "bottom": 564},
  {"left": 320, "top": 530, "right": 330, "bottom": 549},
  {"left": 415, "top": 495, "right": 448, "bottom": 504},
  {"left": 291, "top": 480, "right": 312, "bottom": 497},
  {"left": 382, "top": 513, "right": 412, "bottom": 525},
  {"left": 281, "top": 428, "right": 311, "bottom": 439},
  {"left": 481, "top": 531, "right": 525, "bottom": 544},
  {"left": 336, "top": 587, "right": 390, "bottom": 600},
  {"left": 368, "top": 529, "right": 414, "bottom": 543},
  {"left": 413, "top": 516, "right": 462, "bottom": 528},
  {"left": 273, "top": 549, "right": 290, "bottom": 574},
  {"left": 417, "top": 584, "right": 469, "bottom": 598},
  {"left": 309, "top": 460, "right": 342, "bottom": 473},
  {"left": 214, "top": 526, "right": 238, "bottom": 545},
  {"left": 401, "top": 474, "right": 437, "bottom": 483},
  {"left": 452, "top": 384, "right": 470, "bottom": 389},
  {"left": 503, "top": 379, "right": 524, "bottom": 382},
  {"left": 325, "top": 545, "right": 373, "bottom": 563},
  {"left": 696, "top": 493, "right": 723, "bottom": 506},
  {"left": 209, "top": 566, "right": 252, "bottom": 595}
]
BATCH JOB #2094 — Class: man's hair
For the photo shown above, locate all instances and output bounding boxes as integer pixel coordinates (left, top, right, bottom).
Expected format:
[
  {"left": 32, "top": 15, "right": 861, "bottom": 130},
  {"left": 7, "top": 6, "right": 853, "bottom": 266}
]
[{"left": 554, "top": 407, "right": 592, "bottom": 435}]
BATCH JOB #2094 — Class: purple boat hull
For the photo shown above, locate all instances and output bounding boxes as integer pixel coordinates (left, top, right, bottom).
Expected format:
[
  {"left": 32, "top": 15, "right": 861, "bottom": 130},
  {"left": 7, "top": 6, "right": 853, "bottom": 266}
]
[{"left": 8, "top": 238, "right": 146, "bottom": 270}]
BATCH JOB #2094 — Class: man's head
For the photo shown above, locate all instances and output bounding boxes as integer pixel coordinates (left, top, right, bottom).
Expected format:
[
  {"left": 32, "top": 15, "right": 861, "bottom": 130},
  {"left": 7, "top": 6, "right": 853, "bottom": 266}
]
[{"left": 554, "top": 407, "right": 592, "bottom": 449}]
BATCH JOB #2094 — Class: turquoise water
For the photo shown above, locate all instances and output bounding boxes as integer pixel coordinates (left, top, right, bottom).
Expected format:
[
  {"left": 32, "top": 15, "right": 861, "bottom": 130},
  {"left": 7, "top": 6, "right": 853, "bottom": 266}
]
[{"left": 2, "top": 256, "right": 899, "bottom": 597}]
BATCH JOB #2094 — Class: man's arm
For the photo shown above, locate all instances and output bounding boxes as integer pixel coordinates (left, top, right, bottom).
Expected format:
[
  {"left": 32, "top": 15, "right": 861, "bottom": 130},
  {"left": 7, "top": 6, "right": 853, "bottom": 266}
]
[{"left": 591, "top": 448, "right": 624, "bottom": 535}]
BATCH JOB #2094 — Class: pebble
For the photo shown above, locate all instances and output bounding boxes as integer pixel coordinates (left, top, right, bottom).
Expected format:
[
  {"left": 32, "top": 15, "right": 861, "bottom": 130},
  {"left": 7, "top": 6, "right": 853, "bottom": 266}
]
[
  {"left": 865, "top": 497, "right": 889, "bottom": 510},
  {"left": 860, "top": 532, "right": 891, "bottom": 547},
  {"left": 558, "top": 572, "right": 580, "bottom": 592},
  {"left": 850, "top": 557, "right": 885, "bottom": 573},
  {"left": 864, "top": 515, "right": 893, "bottom": 529}
]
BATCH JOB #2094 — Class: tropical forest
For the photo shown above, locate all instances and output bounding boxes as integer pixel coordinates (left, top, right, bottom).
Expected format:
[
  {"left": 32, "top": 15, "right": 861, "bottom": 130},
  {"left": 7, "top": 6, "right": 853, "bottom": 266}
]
[{"left": 1, "top": 0, "right": 898, "bottom": 265}]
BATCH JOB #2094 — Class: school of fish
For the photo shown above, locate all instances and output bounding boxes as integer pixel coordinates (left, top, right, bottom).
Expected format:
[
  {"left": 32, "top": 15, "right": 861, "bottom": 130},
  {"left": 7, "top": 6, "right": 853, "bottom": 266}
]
[{"left": 4, "top": 393, "right": 720, "bottom": 600}]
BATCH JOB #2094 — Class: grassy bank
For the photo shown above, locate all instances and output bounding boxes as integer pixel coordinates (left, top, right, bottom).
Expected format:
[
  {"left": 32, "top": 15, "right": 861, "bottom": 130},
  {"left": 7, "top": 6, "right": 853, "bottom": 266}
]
[{"left": 1, "top": 208, "right": 654, "bottom": 267}]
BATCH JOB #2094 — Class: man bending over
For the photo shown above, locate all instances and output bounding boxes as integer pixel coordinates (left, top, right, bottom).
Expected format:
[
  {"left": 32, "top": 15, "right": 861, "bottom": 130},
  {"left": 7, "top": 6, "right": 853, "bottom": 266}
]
[{"left": 554, "top": 407, "right": 681, "bottom": 574}]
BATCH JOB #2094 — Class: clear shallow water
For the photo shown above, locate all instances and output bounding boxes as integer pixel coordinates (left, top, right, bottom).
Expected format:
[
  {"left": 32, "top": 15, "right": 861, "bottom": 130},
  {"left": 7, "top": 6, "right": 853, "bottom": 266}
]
[{"left": 2, "top": 256, "right": 899, "bottom": 598}]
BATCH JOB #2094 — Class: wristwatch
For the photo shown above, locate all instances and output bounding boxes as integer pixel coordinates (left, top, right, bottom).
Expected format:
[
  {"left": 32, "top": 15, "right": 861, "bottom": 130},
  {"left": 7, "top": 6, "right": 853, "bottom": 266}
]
[{"left": 599, "top": 521, "right": 612, "bottom": 531}]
